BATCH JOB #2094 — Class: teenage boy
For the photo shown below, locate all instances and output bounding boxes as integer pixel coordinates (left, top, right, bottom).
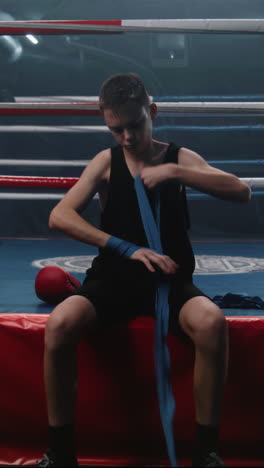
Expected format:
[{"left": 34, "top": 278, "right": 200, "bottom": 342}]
[{"left": 36, "top": 73, "right": 251, "bottom": 467}]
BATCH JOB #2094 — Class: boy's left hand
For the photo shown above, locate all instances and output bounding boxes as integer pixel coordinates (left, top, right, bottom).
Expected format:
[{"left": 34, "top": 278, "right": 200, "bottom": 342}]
[{"left": 140, "top": 164, "right": 173, "bottom": 189}]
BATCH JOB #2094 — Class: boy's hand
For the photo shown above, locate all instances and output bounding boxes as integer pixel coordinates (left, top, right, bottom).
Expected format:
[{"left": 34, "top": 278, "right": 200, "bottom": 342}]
[
  {"left": 130, "top": 248, "right": 180, "bottom": 274},
  {"left": 140, "top": 164, "right": 174, "bottom": 189}
]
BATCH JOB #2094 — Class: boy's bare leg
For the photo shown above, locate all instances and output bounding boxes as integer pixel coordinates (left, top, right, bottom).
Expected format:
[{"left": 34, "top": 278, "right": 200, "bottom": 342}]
[
  {"left": 179, "top": 296, "right": 228, "bottom": 466},
  {"left": 39, "top": 295, "right": 97, "bottom": 466}
]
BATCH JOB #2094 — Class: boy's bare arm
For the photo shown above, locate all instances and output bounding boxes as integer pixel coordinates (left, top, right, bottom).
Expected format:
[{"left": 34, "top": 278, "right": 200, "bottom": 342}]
[
  {"left": 140, "top": 147, "right": 251, "bottom": 202},
  {"left": 49, "top": 149, "right": 112, "bottom": 248}
]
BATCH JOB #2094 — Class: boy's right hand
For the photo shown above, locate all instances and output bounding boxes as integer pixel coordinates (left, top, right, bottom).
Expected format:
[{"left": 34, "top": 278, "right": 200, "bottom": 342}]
[{"left": 130, "top": 248, "right": 180, "bottom": 275}]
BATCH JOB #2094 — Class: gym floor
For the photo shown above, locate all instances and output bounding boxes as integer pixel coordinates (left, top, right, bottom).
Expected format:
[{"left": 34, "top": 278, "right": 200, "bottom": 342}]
[{"left": 2, "top": 237, "right": 264, "bottom": 316}]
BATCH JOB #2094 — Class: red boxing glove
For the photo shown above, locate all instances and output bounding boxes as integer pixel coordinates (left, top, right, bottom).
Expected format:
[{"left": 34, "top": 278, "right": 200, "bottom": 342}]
[{"left": 35, "top": 266, "right": 81, "bottom": 305}]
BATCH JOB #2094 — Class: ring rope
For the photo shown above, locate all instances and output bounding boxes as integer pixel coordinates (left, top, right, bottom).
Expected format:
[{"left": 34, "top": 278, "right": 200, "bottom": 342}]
[
  {"left": 16, "top": 96, "right": 100, "bottom": 103},
  {"left": 1, "top": 19, "right": 264, "bottom": 35},
  {"left": 0, "top": 159, "right": 263, "bottom": 169},
  {"left": 0, "top": 126, "right": 108, "bottom": 133},
  {"left": 0, "top": 175, "right": 77, "bottom": 189},
  {"left": 1, "top": 159, "right": 263, "bottom": 168},
  {"left": 0, "top": 175, "right": 263, "bottom": 190},
  {"left": 0, "top": 159, "right": 88, "bottom": 167},
  {"left": 0, "top": 103, "right": 100, "bottom": 116},
  {"left": 4, "top": 192, "right": 264, "bottom": 201},
  {"left": 15, "top": 95, "right": 264, "bottom": 103},
  {"left": 1, "top": 125, "right": 264, "bottom": 134},
  {"left": 0, "top": 193, "right": 65, "bottom": 200},
  {"left": 2, "top": 102, "right": 264, "bottom": 115}
]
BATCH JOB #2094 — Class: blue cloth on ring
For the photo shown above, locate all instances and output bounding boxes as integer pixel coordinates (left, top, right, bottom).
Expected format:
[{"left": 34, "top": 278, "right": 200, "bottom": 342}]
[
  {"left": 213, "top": 293, "right": 264, "bottom": 309},
  {"left": 134, "top": 174, "right": 177, "bottom": 467}
]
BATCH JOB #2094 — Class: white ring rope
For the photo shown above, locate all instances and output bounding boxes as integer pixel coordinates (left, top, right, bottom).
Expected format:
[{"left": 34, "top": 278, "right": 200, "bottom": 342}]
[
  {"left": 16, "top": 97, "right": 100, "bottom": 103},
  {"left": 157, "top": 102, "right": 264, "bottom": 113},
  {"left": 0, "top": 159, "right": 263, "bottom": 168},
  {"left": 2, "top": 102, "right": 264, "bottom": 114},
  {"left": 15, "top": 96, "right": 264, "bottom": 103},
  {"left": 242, "top": 178, "right": 264, "bottom": 189},
  {"left": 1, "top": 19, "right": 264, "bottom": 35},
  {"left": 0, "top": 159, "right": 88, "bottom": 167},
  {"left": 0, "top": 126, "right": 109, "bottom": 133},
  {"left": 0, "top": 193, "right": 65, "bottom": 200},
  {"left": 1, "top": 123, "right": 264, "bottom": 133}
]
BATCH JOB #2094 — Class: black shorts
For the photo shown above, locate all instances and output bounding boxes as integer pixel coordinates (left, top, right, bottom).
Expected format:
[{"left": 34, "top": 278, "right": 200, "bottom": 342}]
[{"left": 73, "top": 267, "right": 210, "bottom": 337}]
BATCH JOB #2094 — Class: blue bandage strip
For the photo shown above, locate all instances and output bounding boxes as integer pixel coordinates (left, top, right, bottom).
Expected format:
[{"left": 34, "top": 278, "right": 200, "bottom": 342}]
[
  {"left": 134, "top": 175, "right": 177, "bottom": 467},
  {"left": 105, "top": 235, "right": 140, "bottom": 258}
]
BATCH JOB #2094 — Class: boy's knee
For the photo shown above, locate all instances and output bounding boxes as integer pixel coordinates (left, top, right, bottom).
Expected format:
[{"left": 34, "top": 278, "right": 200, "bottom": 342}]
[
  {"left": 45, "top": 295, "right": 97, "bottom": 351},
  {"left": 45, "top": 311, "right": 71, "bottom": 351},
  {"left": 194, "top": 306, "right": 227, "bottom": 352}
]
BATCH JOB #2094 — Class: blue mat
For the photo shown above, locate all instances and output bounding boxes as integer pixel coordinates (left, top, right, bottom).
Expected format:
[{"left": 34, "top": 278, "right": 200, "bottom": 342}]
[{"left": 1, "top": 238, "right": 264, "bottom": 316}]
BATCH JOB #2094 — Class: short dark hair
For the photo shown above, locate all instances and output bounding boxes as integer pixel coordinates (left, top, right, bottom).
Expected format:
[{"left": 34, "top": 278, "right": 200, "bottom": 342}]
[{"left": 99, "top": 73, "right": 150, "bottom": 111}]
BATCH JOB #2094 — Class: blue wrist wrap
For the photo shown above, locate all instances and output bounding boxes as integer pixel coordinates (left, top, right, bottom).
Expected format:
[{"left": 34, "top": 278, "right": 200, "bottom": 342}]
[{"left": 105, "top": 236, "right": 139, "bottom": 258}]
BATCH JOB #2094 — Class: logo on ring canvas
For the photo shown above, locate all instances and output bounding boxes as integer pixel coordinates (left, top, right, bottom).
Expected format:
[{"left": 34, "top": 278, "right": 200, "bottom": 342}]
[{"left": 32, "top": 255, "right": 264, "bottom": 275}]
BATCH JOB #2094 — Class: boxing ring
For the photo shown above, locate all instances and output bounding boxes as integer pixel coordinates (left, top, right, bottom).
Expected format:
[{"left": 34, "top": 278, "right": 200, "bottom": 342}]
[{"left": 1, "top": 17, "right": 264, "bottom": 467}]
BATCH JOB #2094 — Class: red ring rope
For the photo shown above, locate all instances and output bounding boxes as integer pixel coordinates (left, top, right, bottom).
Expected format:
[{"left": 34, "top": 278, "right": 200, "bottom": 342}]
[
  {"left": 0, "top": 20, "right": 122, "bottom": 35},
  {"left": 0, "top": 176, "right": 78, "bottom": 189},
  {"left": 0, "top": 175, "right": 259, "bottom": 190},
  {"left": 1, "top": 19, "right": 264, "bottom": 35},
  {"left": 0, "top": 103, "right": 101, "bottom": 116},
  {"left": 1, "top": 102, "right": 264, "bottom": 116}
]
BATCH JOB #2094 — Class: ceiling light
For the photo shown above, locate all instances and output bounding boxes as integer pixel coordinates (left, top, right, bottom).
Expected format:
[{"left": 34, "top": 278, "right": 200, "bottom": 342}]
[{"left": 26, "top": 34, "right": 38, "bottom": 45}]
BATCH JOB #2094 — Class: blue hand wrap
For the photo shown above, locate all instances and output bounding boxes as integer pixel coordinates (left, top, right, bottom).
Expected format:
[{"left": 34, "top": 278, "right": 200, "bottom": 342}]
[
  {"left": 105, "top": 235, "right": 140, "bottom": 258},
  {"left": 134, "top": 174, "right": 177, "bottom": 467}
]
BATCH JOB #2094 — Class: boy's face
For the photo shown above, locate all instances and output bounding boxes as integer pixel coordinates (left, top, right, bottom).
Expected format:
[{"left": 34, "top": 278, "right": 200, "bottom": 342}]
[{"left": 103, "top": 103, "right": 157, "bottom": 154}]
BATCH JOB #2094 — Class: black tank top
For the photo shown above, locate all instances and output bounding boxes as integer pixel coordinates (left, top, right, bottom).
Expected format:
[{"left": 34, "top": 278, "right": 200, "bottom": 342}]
[{"left": 89, "top": 143, "right": 195, "bottom": 280}]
